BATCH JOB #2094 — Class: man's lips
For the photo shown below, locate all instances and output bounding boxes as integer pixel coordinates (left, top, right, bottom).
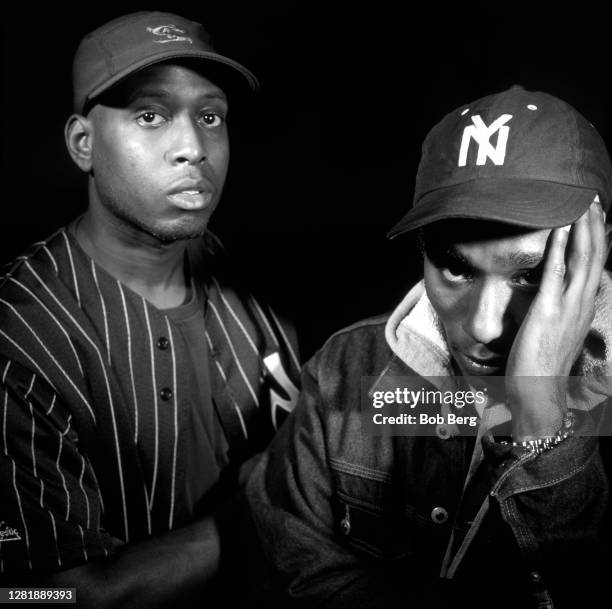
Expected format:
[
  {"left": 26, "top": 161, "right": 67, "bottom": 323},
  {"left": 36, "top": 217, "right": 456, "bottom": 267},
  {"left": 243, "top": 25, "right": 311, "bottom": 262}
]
[
  {"left": 458, "top": 351, "right": 507, "bottom": 373},
  {"left": 166, "top": 178, "right": 214, "bottom": 211}
]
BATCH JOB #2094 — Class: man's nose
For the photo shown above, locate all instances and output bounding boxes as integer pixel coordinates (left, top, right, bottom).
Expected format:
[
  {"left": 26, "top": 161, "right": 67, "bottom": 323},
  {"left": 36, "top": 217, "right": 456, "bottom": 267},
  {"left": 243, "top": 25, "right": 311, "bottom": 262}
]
[
  {"left": 165, "top": 116, "right": 206, "bottom": 165},
  {"left": 463, "top": 280, "right": 511, "bottom": 346}
]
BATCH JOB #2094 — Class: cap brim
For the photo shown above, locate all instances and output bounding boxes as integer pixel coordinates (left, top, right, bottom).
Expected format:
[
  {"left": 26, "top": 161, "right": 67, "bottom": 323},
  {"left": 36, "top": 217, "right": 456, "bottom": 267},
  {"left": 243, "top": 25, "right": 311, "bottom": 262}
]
[
  {"left": 85, "top": 49, "right": 258, "bottom": 110},
  {"left": 387, "top": 178, "right": 598, "bottom": 238}
]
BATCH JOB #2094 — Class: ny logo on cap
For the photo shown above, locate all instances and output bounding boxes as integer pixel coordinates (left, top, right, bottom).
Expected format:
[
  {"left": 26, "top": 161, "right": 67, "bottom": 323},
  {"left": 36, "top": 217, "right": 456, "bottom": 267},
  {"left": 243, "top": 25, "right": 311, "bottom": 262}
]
[
  {"left": 146, "top": 24, "right": 193, "bottom": 44},
  {"left": 458, "top": 114, "right": 513, "bottom": 167}
]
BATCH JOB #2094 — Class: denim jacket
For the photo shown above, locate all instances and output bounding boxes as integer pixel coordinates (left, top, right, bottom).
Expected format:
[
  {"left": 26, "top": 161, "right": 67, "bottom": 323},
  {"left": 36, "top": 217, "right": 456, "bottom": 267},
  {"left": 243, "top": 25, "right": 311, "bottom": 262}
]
[{"left": 247, "top": 276, "right": 612, "bottom": 609}]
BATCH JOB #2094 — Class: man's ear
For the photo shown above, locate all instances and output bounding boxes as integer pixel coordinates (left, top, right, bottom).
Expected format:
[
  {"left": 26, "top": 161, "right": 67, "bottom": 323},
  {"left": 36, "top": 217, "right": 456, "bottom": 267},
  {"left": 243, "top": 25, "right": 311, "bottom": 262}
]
[{"left": 65, "top": 114, "right": 94, "bottom": 172}]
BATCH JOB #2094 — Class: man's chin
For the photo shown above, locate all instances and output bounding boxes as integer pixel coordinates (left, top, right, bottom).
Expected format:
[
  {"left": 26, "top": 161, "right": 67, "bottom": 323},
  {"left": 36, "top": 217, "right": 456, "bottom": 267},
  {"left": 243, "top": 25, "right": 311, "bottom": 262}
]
[
  {"left": 452, "top": 354, "right": 507, "bottom": 399},
  {"left": 137, "top": 216, "right": 210, "bottom": 244}
]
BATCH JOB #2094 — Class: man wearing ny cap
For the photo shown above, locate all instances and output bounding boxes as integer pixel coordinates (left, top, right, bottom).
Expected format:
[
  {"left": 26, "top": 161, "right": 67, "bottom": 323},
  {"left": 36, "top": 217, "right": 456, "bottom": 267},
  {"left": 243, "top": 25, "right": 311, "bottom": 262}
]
[
  {"left": 0, "top": 11, "right": 300, "bottom": 607},
  {"left": 247, "top": 86, "right": 612, "bottom": 608}
]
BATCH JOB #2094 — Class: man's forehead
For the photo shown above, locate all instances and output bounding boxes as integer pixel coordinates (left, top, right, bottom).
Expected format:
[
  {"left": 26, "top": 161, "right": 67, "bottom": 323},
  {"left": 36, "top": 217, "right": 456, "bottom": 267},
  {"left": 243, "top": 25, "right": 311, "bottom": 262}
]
[
  {"left": 451, "top": 228, "right": 551, "bottom": 268},
  {"left": 92, "top": 60, "right": 228, "bottom": 111},
  {"left": 125, "top": 63, "right": 227, "bottom": 98}
]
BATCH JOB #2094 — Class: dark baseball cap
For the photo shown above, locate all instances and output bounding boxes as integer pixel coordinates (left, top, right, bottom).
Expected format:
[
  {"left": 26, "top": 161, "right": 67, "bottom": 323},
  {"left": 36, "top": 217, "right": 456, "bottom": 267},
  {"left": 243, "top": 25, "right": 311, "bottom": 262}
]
[
  {"left": 72, "top": 11, "right": 259, "bottom": 114},
  {"left": 388, "top": 85, "right": 612, "bottom": 238}
]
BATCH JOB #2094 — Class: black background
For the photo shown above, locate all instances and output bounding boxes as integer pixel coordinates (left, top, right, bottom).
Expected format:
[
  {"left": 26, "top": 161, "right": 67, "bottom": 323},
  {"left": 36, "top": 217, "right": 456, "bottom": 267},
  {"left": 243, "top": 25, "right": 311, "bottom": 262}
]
[{"left": 2, "top": 2, "right": 611, "bottom": 359}]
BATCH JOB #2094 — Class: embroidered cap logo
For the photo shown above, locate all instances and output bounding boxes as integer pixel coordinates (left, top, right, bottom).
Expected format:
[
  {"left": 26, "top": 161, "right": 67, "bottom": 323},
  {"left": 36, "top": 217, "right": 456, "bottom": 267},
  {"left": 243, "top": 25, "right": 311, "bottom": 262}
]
[
  {"left": 458, "top": 114, "right": 513, "bottom": 167},
  {"left": 146, "top": 24, "right": 193, "bottom": 44}
]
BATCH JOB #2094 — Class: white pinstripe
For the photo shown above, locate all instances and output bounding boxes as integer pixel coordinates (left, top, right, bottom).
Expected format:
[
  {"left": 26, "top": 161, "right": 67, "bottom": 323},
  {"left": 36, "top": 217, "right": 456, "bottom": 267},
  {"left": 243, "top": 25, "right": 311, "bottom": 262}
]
[
  {"left": 0, "top": 330, "right": 56, "bottom": 390},
  {"left": 2, "top": 388, "right": 7, "bottom": 456},
  {"left": 267, "top": 307, "right": 300, "bottom": 371},
  {"left": 0, "top": 298, "right": 95, "bottom": 423},
  {"left": 208, "top": 300, "right": 259, "bottom": 406},
  {"left": 47, "top": 510, "right": 61, "bottom": 567},
  {"left": 24, "top": 261, "right": 129, "bottom": 541},
  {"left": 143, "top": 482, "right": 152, "bottom": 535},
  {"left": 1, "top": 363, "right": 9, "bottom": 458},
  {"left": 78, "top": 524, "right": 88, "bottom": 561},
  {"left": 39, "top": 478, "right": 45, "bottom": 508},
  {"left": 250, "top": 297, "right": 280, "bottom": 348},
  {"left": 29, "top": 402, "right": 37, "bottom": 477},
  {"left": 90, "top": 262, "right": 111, "bottom": 365},
  {"left": 165, "top": 319, "right": 178, "bottom": 530},
  {"left": 25, "top": 374, "right": 37, "bottom": 477},
  {"left": 212, "top": 277, "right": 258, "bottom": 355},
  {"left": 118, "top": 282, "right": 139, "bottom": 444},
  {"left": 24, "top": 374, "right": 35, "bottom": 399},
  {"left": 42, "top": 246, "right": 59, "bottom": 274},
  {"left": 56, "top": 430, "right": 70, "bottom": 521},
  {"left": 79, "top": 454, "right": 91, "bottom": 529},
  {"left": 9, "top": 278, "right": 85, "bottom": 377},
  {"left": 231, "top": 389, "right": 248, "bottom": 439},
  {"left": 11, "top": 458, "right": 32, "bottom": 569},
  {"left": 142, "top": 300, "right": 159, "bottom": 512},
  {"left": 61, "top": 232, "right": 81, "bottom": 307},
  {"left": 2, "top": 360, "right": 10, "bottom": 384},
  {"left": 205, "top": 331, "right": 249, "bottom": 439},
  {"left": 46, "top": 393, "right": 57, "bottom": 416},
  {"left": 84, "top": 453, "right": 105, "bottom": 520}
]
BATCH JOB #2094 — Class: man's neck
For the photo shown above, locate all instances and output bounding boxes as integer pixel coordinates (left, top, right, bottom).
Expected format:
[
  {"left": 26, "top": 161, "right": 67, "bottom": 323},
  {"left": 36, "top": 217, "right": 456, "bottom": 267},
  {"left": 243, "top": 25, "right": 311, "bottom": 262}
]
[{"left": 73, "top": 208, "right": 192, "bottom": 310}]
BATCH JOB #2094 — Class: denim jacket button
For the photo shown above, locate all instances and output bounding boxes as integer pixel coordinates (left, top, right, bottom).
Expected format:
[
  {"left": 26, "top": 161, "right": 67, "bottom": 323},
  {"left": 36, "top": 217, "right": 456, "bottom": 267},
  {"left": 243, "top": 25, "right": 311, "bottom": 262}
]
[
  {"left": 340, "top": 517, "right": 351, "bottom": 535},
  {"left": 436, "top": 425, "right": 450, "bottom": 440},
  {"left": 530, "top": 571, "right": 541, "bottom": 584},
  {"left": 430, "top": 506, "right": 449, "bottom": 524}
]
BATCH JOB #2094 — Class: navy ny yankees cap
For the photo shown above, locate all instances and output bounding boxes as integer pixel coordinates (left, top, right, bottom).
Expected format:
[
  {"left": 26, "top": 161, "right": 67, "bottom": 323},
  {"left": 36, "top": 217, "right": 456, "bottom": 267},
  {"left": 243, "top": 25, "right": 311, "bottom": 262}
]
[
  {"left": 388, "top": 85, "right": 612, "bottom": 238},
  {"left": 73, "top": 11, "right": 259, "bottom": 114}
]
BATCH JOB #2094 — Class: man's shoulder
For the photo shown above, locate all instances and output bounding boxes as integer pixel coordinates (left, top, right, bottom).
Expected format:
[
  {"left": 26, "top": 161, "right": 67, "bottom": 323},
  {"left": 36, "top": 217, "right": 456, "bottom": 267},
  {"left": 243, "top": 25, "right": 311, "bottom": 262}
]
[
  {"left": 1, "top": 228, "right": 73, "bottom": 294},
  {"left": 309, "top": 314, "right": 392, "bottom": 377},
  {"left": 325, "top": 314, "right": 389, "bottom": 345}
]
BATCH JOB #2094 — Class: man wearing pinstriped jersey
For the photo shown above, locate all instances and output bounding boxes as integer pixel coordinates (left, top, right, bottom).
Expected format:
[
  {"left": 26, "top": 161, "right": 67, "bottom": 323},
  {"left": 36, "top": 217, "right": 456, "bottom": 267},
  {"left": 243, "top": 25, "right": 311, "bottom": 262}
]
[{"left": 0, "top": 11, "right": 300, "bottom": 607}]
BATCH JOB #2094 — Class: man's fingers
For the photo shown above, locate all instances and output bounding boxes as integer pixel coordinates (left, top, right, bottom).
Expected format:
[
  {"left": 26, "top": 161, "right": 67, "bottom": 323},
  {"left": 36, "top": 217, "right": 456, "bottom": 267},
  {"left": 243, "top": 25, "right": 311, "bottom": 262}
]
[
  {"left": 538, "top": 224, "right": 569, "bottom": 303},
  {"left": 565, "top": 205, "right": 592, "bottom": 298},
  {"left": 582, "top": 199, "right": 607, "bottom": 301}
]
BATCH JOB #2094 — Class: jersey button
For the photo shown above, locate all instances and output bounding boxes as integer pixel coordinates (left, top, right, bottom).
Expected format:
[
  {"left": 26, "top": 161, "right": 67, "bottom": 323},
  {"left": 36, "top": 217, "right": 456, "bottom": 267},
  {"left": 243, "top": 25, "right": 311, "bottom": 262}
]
[
  {"left": 430, "top": 506, "right": 449, "bottom": 524},
  {"left": 157, "top": 337, "right": 170, "bottom": 350},
  {"left": 160, "top": 387, "right": 173, "bottom": 401}
]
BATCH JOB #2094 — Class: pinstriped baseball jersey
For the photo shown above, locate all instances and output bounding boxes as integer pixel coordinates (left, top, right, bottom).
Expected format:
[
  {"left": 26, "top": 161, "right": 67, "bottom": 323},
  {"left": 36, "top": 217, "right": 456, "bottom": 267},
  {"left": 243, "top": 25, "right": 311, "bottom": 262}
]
[{"left": 0, "top": 227, "right": 300, "bottom": 574}]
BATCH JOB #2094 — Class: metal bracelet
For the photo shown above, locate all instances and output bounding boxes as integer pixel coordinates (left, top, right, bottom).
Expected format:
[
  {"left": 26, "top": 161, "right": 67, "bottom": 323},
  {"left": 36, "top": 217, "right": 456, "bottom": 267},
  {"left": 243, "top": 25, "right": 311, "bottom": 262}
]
[{"left": 502, "top": 411, "right": 576, "bottom": 455}]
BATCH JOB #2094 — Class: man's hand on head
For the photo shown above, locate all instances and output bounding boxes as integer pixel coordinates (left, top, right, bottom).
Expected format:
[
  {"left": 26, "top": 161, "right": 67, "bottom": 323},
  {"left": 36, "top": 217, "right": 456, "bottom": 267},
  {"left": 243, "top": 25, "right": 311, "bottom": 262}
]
[{"left": 505, "top": 199, "right": 607, "bottom": 440}]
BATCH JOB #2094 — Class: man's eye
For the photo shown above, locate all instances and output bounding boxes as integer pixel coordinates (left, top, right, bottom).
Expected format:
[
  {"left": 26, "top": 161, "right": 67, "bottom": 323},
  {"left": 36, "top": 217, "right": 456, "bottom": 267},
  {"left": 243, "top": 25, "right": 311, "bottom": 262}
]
[
  {"left": 136, "top": 112, "right": 166, "bottom": 127},
  {"left": 440, "top": 267, "right": 471, "bottom": 283},
  {"left": 513, "top": 269, "right": 542, "bottom": 288},
  {"left": 200, "top": 113, "right": 224, "bottom": 128}
]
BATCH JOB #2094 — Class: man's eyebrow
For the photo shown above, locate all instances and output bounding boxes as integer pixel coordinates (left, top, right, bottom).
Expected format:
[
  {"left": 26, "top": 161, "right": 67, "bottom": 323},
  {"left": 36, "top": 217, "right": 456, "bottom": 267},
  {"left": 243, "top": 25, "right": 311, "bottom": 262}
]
[
  {"left": 493, "top": 251, "right": 544, "bottom": 267},
  {"left": 430, "top": 246, "right": 544, "bottom": 271},
  {"left": 429, "top": 246, "right": 478, "bottom": 271}
]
